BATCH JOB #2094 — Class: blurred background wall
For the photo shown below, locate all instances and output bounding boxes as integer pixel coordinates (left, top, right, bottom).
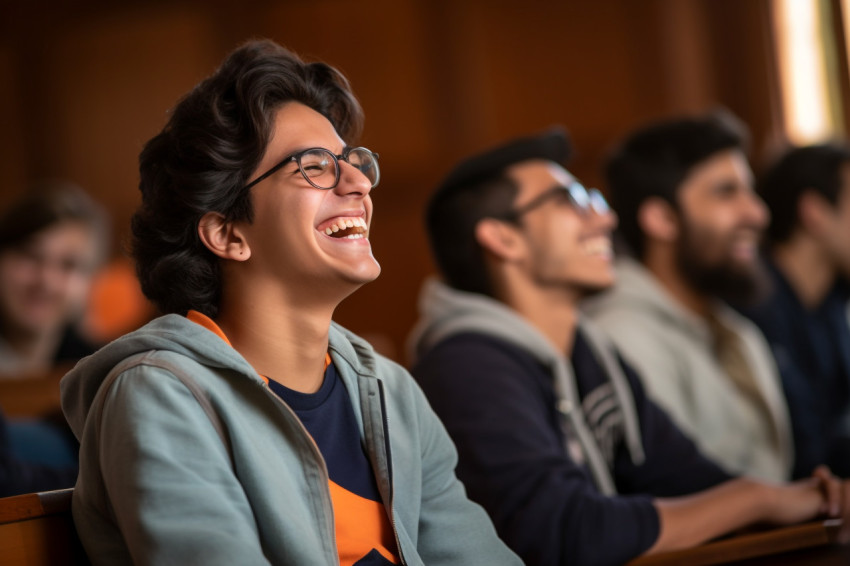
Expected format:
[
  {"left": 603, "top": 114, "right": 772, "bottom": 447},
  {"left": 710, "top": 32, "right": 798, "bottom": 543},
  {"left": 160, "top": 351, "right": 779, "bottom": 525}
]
[{"left": 2, "top": 0, "right": 849, "bottom": 361}]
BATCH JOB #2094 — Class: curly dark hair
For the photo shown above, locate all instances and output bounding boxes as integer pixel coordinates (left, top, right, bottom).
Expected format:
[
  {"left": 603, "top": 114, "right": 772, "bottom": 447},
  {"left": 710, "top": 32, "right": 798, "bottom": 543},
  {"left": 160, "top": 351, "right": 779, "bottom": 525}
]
[{"left": 132, "top": 39, "right": 363, "bottom": 317}]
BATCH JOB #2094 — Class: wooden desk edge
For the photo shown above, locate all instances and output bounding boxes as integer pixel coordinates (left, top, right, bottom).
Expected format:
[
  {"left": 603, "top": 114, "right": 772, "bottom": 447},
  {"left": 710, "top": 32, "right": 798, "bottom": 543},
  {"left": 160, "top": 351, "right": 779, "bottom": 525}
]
[
  {"left": 627, "top": 518, "right": 844, "bottom": 566},
  {"left": 0, "top": 488, "right": 73, "bottom": 524}
]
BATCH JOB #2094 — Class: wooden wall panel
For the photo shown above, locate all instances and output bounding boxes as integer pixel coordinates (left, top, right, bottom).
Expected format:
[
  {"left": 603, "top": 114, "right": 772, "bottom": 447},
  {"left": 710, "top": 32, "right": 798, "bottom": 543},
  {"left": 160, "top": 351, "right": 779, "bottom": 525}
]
[
  {"left": 0, "top": 44, "right": 27, "bottom": 210},
  {"left": 0, "top": 0, "right": 783, "bottom": 361},
  {"left": 38, "top": 6, "right": 220, "bottom": 247}
]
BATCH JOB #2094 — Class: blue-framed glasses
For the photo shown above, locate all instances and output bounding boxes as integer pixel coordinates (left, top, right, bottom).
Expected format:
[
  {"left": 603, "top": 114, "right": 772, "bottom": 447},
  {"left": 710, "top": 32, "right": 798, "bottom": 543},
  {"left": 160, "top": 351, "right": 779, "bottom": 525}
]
[
  {"left": 243, "top": 146, "right": 380, "bottom": 191},
  {"left": 502, "top": 181, "right": 610, "bottom": 220}
]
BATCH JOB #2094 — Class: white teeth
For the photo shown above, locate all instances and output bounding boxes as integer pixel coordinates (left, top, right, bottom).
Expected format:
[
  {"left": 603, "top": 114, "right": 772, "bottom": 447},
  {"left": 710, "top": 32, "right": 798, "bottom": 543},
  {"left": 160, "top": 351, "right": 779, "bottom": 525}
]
[
  {"left": 321, "top": 217, "right": 367, "bottom": 238},
  {"left": 582, "top": 238, "right": 612, "bottom": 256}
]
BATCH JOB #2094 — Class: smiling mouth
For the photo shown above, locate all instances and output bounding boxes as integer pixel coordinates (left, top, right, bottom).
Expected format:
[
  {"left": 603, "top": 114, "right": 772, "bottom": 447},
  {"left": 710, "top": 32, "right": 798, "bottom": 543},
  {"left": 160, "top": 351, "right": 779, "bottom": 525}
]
[
  {"left": 322, "top": 217, "right": 368, "bottom": 239},
  {"left": 581, "top": 236, "right": 612, "bottom": 257}
]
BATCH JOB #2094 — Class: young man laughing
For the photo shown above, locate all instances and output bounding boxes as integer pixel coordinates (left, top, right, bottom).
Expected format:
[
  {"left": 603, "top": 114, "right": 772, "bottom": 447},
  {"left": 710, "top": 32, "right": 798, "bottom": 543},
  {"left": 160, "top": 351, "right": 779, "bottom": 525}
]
[{"left": 61, "top": 39, "right": 519, "bottom": 566}]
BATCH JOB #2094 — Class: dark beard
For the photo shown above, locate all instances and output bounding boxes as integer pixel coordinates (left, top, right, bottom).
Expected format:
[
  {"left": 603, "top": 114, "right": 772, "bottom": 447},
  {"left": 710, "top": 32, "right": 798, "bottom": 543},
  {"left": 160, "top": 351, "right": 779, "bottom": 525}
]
[{"left": 675, "top": 227, "right": 770, "bottom": 307}]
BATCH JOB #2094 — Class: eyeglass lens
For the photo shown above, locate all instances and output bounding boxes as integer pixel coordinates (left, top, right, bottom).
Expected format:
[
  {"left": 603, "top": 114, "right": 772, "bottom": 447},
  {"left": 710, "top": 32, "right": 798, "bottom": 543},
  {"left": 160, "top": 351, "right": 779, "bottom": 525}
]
[
  {"left": 568, "top": 183, "right": 609, "bottom": 215},
  {"left": 298, "top": 148, "right": 379, "bottom": 189}
]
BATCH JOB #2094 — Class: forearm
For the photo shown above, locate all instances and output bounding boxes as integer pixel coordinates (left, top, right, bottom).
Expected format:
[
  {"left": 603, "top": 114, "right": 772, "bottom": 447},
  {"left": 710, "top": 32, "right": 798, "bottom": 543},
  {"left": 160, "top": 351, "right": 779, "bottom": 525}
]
[{"left": 646, "top": 477, "right": 823, "bottom": 555}]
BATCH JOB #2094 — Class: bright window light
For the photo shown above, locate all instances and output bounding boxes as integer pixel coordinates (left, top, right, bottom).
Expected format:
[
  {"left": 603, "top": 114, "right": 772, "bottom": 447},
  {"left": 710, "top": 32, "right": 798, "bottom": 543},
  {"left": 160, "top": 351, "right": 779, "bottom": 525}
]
[{"left": 773, "top": 0, "right": 840, "bottom": 144}]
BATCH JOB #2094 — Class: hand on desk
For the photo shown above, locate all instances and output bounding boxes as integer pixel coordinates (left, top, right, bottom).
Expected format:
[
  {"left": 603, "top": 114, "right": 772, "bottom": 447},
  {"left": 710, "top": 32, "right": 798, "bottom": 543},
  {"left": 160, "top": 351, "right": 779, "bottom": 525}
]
[
  {"left": 811, "top": 465, "right": 850, "bottom": 543},
  {"left": 650, "top": 469, "right": 850, "bottom": 555}
]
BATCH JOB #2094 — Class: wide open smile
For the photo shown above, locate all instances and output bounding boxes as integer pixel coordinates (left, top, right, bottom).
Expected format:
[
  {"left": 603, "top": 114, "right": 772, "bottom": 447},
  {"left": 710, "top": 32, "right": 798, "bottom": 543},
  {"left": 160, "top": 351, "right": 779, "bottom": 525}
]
[
  {"left": 318, "top": 216, "right": 368, "bottom": 240},
  {"left": 580, "top": 235, "right": 613, "bottom": 259}
]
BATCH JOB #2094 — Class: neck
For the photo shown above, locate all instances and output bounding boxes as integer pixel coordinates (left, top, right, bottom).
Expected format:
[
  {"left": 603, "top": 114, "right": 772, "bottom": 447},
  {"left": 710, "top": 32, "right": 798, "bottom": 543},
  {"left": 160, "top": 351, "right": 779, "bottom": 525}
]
[
  {"left": 772, "top": 235, "right": 835, "bottom": 309},
  {"left": 216, "top": 275, "right": 338, "bottom": 394},
  {"left": 496, "top": 276, "right": 579, "bottom": 355},
  {"left": 643, "top": 247, "right": 713, "bottom": 319},
  {"left": 0, "top": 324, "right": 62, "bottom": 375}
]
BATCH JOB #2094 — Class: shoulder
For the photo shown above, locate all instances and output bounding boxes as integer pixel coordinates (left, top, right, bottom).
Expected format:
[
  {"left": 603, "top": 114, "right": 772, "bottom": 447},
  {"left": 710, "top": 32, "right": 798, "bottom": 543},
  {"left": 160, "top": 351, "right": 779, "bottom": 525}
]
[
  {"left": 414, "top": 332, "right": 543, "bottom": 380},
  {"left": 102, "top": 350, "right": 222, "bottom": 408},
  {"left": 412, "top": 332, "right": 552, "bottom": 411}
]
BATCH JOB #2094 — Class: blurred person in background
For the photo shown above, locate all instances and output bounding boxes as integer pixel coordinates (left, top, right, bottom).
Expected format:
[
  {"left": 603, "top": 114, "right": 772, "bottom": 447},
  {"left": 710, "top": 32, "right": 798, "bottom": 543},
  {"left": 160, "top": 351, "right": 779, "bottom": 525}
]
[
  {"left": 738, "top": 143, "right": 850, "bottom": 479},
  {"left": 0, "top": 181, "right": 108, "bottom": 377},
  {"left": 410, "top": 128, "right": 850, "bottom": 566},
  {"left": 0, "top": 181, "right": 107, "bottom": 496},
  {"left": 584, "top": 110, "right": 792, "bottom": 482},
  {"left": 0, "top": 404, "right": 77, "bottom": 497}
]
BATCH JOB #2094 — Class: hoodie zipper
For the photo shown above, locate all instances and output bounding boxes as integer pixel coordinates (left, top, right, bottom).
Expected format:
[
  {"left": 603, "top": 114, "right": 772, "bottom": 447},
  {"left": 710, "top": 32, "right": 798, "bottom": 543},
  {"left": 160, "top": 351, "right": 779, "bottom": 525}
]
[
  {"left": 258, "top": 380, "right": 340, "bottom": 566},
  {"left": 259, "top": 376, "right": 407, "bottom": 566},
  {"left": 376, "top": 379, "right": 407, "bottom": 566}
]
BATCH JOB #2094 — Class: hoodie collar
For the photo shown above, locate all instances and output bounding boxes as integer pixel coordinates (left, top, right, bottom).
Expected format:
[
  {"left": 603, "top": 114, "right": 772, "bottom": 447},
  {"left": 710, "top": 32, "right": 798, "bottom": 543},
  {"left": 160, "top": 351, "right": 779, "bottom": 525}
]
[
  {"left": 591, "top": 257, "right": 715, "bottom": 343},
  {"left": 408, "top": 278, "right": 573, "bottom": 368}
]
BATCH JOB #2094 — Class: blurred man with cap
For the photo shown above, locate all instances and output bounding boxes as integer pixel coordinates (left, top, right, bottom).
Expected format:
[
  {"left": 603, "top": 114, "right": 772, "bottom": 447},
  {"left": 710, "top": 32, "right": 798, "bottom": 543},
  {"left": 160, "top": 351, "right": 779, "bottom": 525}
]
[{"left": 409, "top": 128, "right": 850, "bottom": 566}]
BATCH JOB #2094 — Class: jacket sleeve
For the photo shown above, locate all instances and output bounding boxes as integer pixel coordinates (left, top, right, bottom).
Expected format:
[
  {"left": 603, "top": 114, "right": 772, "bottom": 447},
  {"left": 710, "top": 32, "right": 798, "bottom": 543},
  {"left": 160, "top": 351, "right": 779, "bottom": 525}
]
[
  {"left": 612, "top": 355, "right": 733, "bottom": 495},
  {"left": 403, "top": 371, "right": 523, "bottom": 565},
  {"left": 412, "top": 335, "right": 659, "bottom": 566},
  {"left": 88, "top": 364, "right": 273, "bottom": 566}
]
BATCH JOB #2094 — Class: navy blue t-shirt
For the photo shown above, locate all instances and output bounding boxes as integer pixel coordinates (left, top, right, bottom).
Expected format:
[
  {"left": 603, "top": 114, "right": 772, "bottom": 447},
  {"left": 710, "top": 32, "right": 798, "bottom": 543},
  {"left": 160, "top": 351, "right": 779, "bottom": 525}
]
[{"left": 269, "top": 363, "right": 398, "bottom": 566}]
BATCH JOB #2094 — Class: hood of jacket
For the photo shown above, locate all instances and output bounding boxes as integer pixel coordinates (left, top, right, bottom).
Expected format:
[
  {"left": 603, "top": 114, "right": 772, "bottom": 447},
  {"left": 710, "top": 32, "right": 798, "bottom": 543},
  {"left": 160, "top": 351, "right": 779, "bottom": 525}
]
[
  {"left": 407, "top": 278, "right": 566, "bottom": 368},
  {"left": 583, "top": 257, "right": 715, "bottom": 343},
  {"left": 61, "top": 313, "right": 382, "bottom": 440},
  {"left": 408, "top": 278, "right": 647, "bottom": 495}
]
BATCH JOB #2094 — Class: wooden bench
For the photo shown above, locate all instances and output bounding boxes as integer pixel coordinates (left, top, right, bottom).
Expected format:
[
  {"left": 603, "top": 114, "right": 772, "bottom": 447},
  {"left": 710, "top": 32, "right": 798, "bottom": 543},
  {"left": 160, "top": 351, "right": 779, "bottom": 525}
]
[
  {"left": 0, "top": 489, "right": 89, "bottom": 565},
  {"left": 0, "top": 364, "right": 74, "bottom": 420},
  {"left": 627, "top": 518, "right": 849, "bottom": 565}
]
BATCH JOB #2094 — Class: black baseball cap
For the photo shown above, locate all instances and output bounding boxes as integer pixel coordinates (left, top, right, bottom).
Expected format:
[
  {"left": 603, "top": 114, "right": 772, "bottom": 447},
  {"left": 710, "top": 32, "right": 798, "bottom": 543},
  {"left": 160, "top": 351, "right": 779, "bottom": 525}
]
[{"left": 433, "top": 127, "right": 571, "bottom": 199}]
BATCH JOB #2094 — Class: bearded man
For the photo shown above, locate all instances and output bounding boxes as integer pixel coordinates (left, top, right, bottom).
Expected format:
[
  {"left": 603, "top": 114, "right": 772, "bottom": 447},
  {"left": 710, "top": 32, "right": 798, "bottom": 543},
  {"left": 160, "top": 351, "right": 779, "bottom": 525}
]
[{"left": 584, "top": 110, "right": 792, "bottom": 482}]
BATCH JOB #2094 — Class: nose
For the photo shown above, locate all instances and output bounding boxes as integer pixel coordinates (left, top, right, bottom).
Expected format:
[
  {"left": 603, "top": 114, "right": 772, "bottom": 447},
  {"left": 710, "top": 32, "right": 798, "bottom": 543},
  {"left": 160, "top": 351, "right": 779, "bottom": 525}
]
[
  {"left": 743, "top": 190, "right": 769, "bottom": 228},
  {"left": 590, "top": 206, "right": 618, "bottom": 231},
  {"left": 333, "top": 161, "right": 372, "bottom": 197}
]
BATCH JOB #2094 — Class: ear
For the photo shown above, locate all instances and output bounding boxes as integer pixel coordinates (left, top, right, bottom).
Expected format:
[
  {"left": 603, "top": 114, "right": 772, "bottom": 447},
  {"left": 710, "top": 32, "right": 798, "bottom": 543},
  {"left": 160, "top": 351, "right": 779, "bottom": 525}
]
[
  {"left": 637, "top": 197, "right": 679, "bottom": 243},
  {"left": 474, "top": 218, "right": 525, "bottom": 261},
  {"left": 798, "top": 189, "right": 831, "bottom": 234},
  {"left": 197, "top": 212, "right": 251, "bottom": 261}
]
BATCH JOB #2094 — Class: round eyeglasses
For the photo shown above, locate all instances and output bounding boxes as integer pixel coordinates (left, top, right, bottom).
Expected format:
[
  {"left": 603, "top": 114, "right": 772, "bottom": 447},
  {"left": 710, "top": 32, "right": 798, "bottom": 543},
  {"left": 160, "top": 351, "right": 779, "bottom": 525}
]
[
  {"left": 243, "top": 146, "right": 380, "bottom": 191},
  {"left": 502, "top": 181, "right": 610, "bottom": 220}
]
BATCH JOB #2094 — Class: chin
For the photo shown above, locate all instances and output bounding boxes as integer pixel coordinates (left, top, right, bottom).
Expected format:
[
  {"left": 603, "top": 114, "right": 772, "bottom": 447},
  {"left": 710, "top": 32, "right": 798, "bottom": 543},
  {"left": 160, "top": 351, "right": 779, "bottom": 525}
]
[
  {"left": 575, "top": 275, "right": 615, "bottom": 296},
  {"left": 342, "top": 261, "right": 382, "bottom": 286}
]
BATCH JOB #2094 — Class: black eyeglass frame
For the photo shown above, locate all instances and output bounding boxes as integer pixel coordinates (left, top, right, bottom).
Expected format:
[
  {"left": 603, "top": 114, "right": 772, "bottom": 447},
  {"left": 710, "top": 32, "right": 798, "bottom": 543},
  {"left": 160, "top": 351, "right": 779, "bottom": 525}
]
[
  {"left": 243, "top": 146, "right": 380, "bottom": 191},
  {"left": 499, "top": 181, "right": 610, "bottom": 221}
]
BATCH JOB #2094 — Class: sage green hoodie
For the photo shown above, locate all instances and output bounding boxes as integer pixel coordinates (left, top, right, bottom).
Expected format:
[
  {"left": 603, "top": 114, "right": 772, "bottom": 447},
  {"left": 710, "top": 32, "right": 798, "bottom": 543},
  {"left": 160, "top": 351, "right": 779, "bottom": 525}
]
[{"left": 61, "top": 314, "right": 520, "bottom": 566}]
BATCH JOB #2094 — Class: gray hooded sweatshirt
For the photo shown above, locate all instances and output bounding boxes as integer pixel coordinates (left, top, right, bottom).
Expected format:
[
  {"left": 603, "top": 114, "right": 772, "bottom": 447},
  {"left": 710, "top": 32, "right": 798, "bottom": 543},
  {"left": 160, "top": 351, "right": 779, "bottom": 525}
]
[
  {"left": 61, "top": 313, "right": 520, "bottom": 565},
  {"left": 584, "top": 258, "right": 792, "bottom": 482}
]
